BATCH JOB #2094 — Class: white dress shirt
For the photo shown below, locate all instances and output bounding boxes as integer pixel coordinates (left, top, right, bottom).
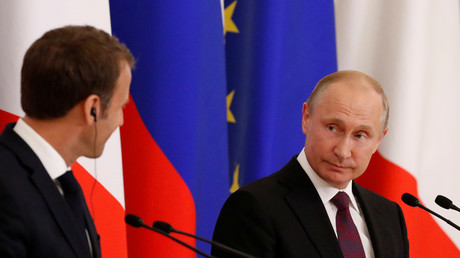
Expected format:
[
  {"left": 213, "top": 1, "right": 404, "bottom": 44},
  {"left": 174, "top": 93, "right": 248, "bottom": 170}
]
[
  {"left": 297, "top": 148, "right": 375, "bottom": 258},
  {"left": 13, "top": 119, "right": 69, "bottom": 188}
]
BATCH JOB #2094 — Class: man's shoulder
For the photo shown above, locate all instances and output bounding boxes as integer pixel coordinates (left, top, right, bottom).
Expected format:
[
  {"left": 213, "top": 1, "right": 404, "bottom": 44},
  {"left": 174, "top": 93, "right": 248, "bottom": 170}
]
[
  {"left": 0, "top": 123, "right": 19, "bottom": 151},
  {"left": 0, "top": 142, "right": 29, "bottom": 181},
  {"left": 0, "top": 123, "right": 34, "bottom": 178},
  {"left": 236, "top": 171, "right": 282, "bottom": 196},
  {"left": 0, "top": 124, "right": 21, "bottom": 160},
  {"left": 0, "top": 132, "right": 20, "bottom": 166},
  {"left": 353, "top": 182, "right": 401, "bottom": 209},
  {"left": 234, "top": 156, "right": 304, "bottom": 198}
]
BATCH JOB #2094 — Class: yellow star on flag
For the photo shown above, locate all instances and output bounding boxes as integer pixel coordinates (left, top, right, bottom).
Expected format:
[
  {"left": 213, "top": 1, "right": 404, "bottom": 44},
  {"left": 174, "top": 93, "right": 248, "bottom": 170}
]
[
  {"left": 227, "top": 90, "right": 236, "bottom": 123},
  {"left": 224, "top": 1, "right": 239, "bottom": 35},
  {"left": 230, "top": 163, "right": 240, "bottom": 193}
]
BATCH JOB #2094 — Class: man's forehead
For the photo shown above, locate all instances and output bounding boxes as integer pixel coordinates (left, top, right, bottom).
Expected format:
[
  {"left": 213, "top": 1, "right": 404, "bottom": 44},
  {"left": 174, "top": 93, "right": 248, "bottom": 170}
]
[{"left": 318, "top": 91, "right": 384, "bottom": 132}]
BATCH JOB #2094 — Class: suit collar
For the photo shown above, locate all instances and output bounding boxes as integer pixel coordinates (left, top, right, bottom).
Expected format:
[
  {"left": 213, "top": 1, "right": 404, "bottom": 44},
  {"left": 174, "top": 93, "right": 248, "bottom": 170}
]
[
  {"left": 277, "top": 156, "right": 344, "bottom": 257},
  {"left": 296, "top": 149, "right": 359, "bottom": 211},
  {"left": 14, "top": 119, "right": 67, "bottom": 180},
  {"left": 1, "top": 123, "right": 93, "bottom": 258}
]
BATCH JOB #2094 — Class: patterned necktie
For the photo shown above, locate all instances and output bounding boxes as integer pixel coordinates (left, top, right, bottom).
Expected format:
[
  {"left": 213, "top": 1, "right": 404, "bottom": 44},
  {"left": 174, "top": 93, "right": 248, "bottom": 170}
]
[{"left": 331, "top": 192, "right": 366, "bottom": 258}]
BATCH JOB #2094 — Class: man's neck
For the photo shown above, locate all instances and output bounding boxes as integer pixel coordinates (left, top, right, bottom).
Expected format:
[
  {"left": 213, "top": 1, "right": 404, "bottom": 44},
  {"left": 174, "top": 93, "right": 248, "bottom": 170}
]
[{"left": 23, "top": 116, "right": 80, "bottom": 166}]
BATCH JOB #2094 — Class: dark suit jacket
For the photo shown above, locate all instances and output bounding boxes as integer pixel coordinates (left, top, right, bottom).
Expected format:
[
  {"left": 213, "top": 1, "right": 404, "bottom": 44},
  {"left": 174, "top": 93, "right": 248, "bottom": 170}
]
[
  {"left": 0, "top": 123, "right": 101, "bottom": 258},
  {"left": 212, "top": 156, "right": 409, "bottom": 258}
]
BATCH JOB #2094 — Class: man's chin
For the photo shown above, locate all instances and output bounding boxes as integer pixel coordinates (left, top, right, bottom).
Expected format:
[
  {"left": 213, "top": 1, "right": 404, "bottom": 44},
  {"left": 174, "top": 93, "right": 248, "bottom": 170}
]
[
  {"left": 320, "top": 171, "right": 353, "bottom": 189},
  {"left": 84, "top": 147, "right": 105, "bottom": 159}
]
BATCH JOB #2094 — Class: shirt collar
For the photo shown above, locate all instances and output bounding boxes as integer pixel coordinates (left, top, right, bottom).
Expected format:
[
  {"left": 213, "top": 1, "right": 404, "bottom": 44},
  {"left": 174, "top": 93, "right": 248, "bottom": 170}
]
[
  {"left": 14, "top": 119, "right": 69, "bottom": 180},
  {"left": 297, "top": 148, "right": 360, "bottom": 212}
]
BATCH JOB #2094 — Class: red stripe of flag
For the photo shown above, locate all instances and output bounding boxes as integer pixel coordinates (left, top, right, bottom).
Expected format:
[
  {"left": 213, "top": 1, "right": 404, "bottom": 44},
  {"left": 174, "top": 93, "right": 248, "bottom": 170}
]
[
  {"left": 357, "top": 151, "right": 459, "bottom": 257},
  {"left": 73, "top": 163, "right": 127, "bottom": 258},
  {"left": 120, "top": 96, "right": 197, "bottom": 257}
]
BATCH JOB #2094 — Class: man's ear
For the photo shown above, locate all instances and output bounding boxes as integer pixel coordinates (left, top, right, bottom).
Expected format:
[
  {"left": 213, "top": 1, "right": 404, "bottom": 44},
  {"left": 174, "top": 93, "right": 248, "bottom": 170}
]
[
  {"left": 373, "top": 127, "right": 389, "bottom": 153},
  {"left": 302, "top": 102, "right": 310, "bottom": 135},
  {"left": 83, "top": 95, "right": 101, "bottom": 125},
  {"left": 382, "top": 127, "right": 389, "bottom": 138}
]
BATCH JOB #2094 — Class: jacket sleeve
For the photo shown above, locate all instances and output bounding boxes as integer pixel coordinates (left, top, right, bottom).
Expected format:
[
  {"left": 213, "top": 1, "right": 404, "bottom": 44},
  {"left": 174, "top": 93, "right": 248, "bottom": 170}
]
[{"left": 212, "top": 189, "right": 276, "bottom": 258}]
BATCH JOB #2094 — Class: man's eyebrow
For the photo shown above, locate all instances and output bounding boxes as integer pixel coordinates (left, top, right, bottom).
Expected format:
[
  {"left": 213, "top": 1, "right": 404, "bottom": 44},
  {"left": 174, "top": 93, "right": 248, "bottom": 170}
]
[
  {"left": 328, "top": 118, "right": 374, "bottom": 131},
  {"left": 328, "top": 117, "right": 344, "bottom": 125},
  {"left": 356, "top": 125, "right": 374, "bottom": 131}
]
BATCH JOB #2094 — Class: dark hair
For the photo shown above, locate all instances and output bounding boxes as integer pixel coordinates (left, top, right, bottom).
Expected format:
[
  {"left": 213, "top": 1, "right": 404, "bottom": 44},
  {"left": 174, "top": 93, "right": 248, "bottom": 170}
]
[
  {"left": 21, "top": 25, "right": 135, "bottom": 119},
  {"left": 306, "top": 70, "right": 389, "bottom": 134}
]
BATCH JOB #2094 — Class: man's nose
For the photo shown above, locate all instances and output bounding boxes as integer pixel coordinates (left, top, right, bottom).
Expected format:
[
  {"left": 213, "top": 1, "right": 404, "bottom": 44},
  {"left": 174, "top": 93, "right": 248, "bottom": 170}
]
[{"left": 333, "top": 136, "right": 352, "bottom": 161}]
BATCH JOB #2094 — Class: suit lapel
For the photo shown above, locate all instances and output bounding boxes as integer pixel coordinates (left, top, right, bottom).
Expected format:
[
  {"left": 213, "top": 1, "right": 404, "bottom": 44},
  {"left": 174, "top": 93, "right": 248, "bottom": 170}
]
[
  {"left": 30, "top": 171, "right": 92, "bottom": 258},
  {"left": 1, "top": 124, "right": 92, "bottom": 258},
  {"left": 353, "top": 183, "right": 386, "bottom": 258},
  {"left": 279, "top": 157, "right": 343, "bottom": 257}
]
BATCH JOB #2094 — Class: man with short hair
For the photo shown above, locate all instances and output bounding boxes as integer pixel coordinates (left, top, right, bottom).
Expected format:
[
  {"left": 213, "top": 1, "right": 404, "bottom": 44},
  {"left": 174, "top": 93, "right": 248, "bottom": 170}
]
[
  {"left": 0, "top": 25, "right": 135, "bottom": 257},
  {"left": 212, "top": 70, "right": 409, "bottom": 258}
]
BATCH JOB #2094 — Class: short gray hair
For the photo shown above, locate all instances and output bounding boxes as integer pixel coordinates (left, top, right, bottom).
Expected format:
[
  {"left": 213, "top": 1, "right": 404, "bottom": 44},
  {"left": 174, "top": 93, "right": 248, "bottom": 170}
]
[{"left": 306, "top": 70, "right": 389, "bottom": 135}]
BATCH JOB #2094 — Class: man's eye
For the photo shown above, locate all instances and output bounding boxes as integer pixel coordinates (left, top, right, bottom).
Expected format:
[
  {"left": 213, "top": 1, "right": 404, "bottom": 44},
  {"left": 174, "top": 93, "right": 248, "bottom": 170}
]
[
  {"left": 328, "top": 126, "right": 336, "bottom": 132},
  {"left": 355, "top": 133, "right": 365, "bottom": 139}
]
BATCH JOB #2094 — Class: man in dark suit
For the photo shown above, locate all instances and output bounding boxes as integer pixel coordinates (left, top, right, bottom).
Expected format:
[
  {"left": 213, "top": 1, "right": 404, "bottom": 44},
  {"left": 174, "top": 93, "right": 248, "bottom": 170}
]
[
  {"left": 212, "top": 71, "right": 409, "bottom": 258},
  {"left": 0, "top": 25, "right": 135, "bottom": 257}
]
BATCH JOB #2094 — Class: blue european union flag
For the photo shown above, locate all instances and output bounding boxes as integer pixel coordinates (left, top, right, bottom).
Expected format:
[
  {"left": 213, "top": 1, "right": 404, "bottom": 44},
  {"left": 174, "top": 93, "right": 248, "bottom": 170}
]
[{"left": 224, "top": 0, "right": 337, "bottom": 187}]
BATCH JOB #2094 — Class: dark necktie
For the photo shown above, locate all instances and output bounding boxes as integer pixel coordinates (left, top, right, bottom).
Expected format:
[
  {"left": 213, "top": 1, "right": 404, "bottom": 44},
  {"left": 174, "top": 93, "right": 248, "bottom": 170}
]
[
  {"left": 58, "top": 170, "right": 92, "bottom": 254},
  {"left": 331, "top": 192, "right": 366, "bottom": 258}
]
